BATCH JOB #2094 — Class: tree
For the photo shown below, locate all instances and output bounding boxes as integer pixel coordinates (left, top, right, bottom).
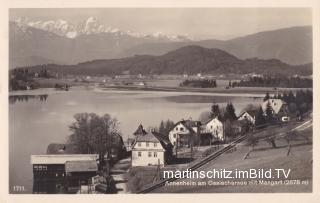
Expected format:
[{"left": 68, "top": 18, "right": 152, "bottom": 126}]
[
  {"left": 159, "top": 120, "right": 165, "bottom": 135},
  {"left": 263, "top": 92, "right": 270, "bottom": 101},
  {"left": 68, "top": 112, "right": 121, "bottom": 156},
  {"left": 224, "top": 102, "right": 237, "bottom": 121},
  {"left": 210, "top": 102, "right": 220, "bottom": 119},
  {"left": 199, "top": 111, "right": 211, "bottom": 123},
  {"left": 255, "top": 107, "right": 265, "bottom": 127},
  {"left": 265, "top": 101, "right": 274, "bottom": 123},
  {"left": 158, "top": 119, "right": 175, "bottom": 137}
]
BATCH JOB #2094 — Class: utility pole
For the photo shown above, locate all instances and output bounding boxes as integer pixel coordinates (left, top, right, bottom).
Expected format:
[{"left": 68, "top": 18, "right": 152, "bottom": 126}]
[
  {"left": 175, "top": 136, "right": 178, "bottom": 158},
  {"left": 190, "top": 134, "right": 193, "bottom": 159}
]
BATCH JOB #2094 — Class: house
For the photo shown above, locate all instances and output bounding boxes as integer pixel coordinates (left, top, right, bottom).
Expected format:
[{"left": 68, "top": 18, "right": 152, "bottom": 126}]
[
  {"left": 65, "top": 160, "right": 98, "bottom": 187},
  {"left": 200, "top": 117, "right": 224, "bottom": 144},
  {"left": 238, "top": 110, "right": 257, "bottom": 125},
  {"left": 168, "top": 120, "right": 201, "bottom": 147},
  {"left": 131, "top": 130, "right": 172, "bottom": 167},
  {"left": 31, "top": 154, "right": 99, "bottom": 193},
  {"left": 261, "top": 99, "right": 289, "bottom": 119}
]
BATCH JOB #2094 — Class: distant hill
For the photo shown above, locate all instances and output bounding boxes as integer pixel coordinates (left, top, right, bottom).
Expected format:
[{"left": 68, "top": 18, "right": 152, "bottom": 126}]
[
  {"left": 123, "top": 26, "right": 313, "bottom": 65},
  {"left": 10, "top": 22, "right": 312, "bottom": 68},
  {"left": 21, "top": 46, "right": 312, "bottom": 76}
]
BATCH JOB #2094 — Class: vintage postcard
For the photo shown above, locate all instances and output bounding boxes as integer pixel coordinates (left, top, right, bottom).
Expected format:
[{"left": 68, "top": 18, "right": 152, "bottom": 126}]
[{"left": 1, "top": 0, "right": 320, "bottom": 202}]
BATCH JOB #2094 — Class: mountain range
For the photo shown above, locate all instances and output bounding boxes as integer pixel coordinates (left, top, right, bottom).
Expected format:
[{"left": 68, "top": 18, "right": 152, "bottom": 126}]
[
  {"left": 22, "top": 45, "right": 312, "bottom": 76},
  {"left": 10, "top": 17, "right": 312, "bottom": 69}
]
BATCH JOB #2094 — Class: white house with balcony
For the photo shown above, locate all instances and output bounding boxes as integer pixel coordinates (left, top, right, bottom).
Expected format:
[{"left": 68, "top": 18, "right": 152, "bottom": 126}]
[
  {"left": 201, "top": 117, "right": 224, "bottom": 141},
  {"left": 168, "top": 120, "right": 201, "bottom": 147}
]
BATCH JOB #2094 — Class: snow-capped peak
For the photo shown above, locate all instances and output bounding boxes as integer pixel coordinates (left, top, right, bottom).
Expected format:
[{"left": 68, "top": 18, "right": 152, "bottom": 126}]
[{"left": 12, "top": 17, "right": 192, "bottom": 41}]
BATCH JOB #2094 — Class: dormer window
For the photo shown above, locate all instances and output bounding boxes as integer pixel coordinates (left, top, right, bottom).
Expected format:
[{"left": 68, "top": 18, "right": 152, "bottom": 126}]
[{"left": 138, "top": 142, "right": 141, "bottom": 147}]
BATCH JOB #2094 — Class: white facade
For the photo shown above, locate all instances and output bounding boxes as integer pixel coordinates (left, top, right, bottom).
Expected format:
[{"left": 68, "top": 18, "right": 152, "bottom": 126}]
[
  {"left": 201, "top": 118, "right": 224, "bottom": 140},
  {"left": 131, "top": 140, "right": 165, "bottom": 167},
  {"left": 168, "top": 123, "right": 192, "bottom": 146}
]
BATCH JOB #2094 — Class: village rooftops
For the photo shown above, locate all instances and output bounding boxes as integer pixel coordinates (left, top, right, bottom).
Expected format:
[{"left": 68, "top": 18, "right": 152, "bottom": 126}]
[
  {"left": 30, "top": 154, "right": 99, "bottom": 165},
  {"left": 65, "top": 160, "right": 98, "bottom": 173}
]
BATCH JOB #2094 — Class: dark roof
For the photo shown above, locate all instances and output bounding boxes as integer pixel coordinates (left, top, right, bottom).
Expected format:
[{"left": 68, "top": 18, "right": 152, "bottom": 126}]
[
  {"left": 135, "top": 131, "right": 160, "bottom": 142},
  {"left": 134, "top": 131, "right": 172, "bottom": 149},
  {"left": 47, "top": 143, "right": 78, "bottom": 154},
  {"left": 133, "top": 124, "right": 147, "bottom": 136},
  {"left": 153, "top": 131, "right": 171, "bottom": 146},
  {"left": 238, "top": 109, "right": 258, "bottom": 118},
  {"left": 65, "top": 160, "right": 98, "bottom": 173}
]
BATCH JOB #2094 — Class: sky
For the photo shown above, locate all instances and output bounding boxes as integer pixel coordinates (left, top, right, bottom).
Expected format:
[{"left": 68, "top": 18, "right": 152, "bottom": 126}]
[{"left": 9, "top": 8, "right": 312, "bottom": 40}]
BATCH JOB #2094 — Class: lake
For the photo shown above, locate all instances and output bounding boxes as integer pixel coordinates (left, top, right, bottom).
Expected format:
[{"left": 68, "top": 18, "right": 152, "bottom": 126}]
[{"left": 9, "top": 87, "right": 263, "bottom": 193}]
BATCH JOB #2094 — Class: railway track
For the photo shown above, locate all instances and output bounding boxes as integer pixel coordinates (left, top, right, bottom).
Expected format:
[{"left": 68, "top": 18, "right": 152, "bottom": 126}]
[{"left": 137, "top": 134, "right": 248, "bottom": 194}]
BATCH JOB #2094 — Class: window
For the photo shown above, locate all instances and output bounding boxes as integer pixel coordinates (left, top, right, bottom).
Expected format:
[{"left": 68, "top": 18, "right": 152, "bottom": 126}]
[
  {"left": 154, "top": 152, "right": 157, "bottom": 157},
  {"left": 148, "top": 152, "right": 152, "bottom": 157},
  {"left": 138, "top": 151, "right": 141, "bottom": 157},
  {"left": 138, "top": 142, "right": 141, "bottom": 147},
  {"left": 180, "top": 127, "right": 184, "bottom": 131},
  {"left": 173, "top": 134, "right": 176, "bottom": 138},
  {"left": 210, "top": 125, "right": 213, "bottom": 129},
  {"left": 154, "top": 143, "right": 157, "bottom": 147},
  {"left": 176, "top": 127, "right": 178, "bottom": 131},
  {"left": 146, "top": 142, "right": 149, "bottom": 147}
]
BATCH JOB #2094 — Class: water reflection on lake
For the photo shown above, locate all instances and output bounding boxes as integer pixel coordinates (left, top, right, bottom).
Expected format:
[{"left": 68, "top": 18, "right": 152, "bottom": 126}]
[
  {"left": 9, "top": 89, "right": 263, "bottom": 193},
  {"left": 9, "top": 94, "right": 48, "bottom": 104}
]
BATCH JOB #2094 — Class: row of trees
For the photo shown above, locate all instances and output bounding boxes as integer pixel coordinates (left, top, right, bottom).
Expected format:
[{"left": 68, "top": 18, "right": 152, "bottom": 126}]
[
  {"left": 158, "top": 119, "right": 175, "bottom": 137},
  {"left": 180, "top": 79, "right": 217, "bottom": 88},
  {"left": 264, "top": 90, "right": 313, "bottom": 115},
  {"left": 230, "top": 76, "right": 312, "bottom": 88},
  {"left": 9, "top": 68, "right": 53, "bottom": 90}
]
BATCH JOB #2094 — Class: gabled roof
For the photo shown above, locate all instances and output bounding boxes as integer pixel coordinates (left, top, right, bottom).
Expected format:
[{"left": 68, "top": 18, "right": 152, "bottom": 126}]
[
  {"left": 153, "top": 131, "right": 172, "bottom": 147},
  {"left": 171, "top": 120, "right": 201, "bottom": 133},
  {"left": 135, "top": 131, "right": 160, "bottom": 142},
  {"left": 238, "top": 109, "right": 258, "bottom": 119},
  {"left": 65, "top": 160, "right": 98, "bottom": 173},
  {"left": 133, "top": 131, "right": 172, "bottom": 150},
  {"left": 133, "top": 124, "right": 147, "bottom": 136},
  {"left": 202, "top": 117, "right": 222, "bottom": 125},
  {"left": 31, "top": 154, "right": 99, "bottom": 165}
]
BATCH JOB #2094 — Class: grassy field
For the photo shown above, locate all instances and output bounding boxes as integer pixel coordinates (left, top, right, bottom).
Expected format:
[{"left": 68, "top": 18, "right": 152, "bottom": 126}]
[{"left": 152, "top": 120, "right": 312, "bottom": 193}]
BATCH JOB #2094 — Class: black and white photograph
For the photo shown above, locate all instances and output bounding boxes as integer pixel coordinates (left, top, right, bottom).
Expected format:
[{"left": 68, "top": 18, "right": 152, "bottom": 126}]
[{"left": 5, "top": 6, "right": 316, "bottom": 196}]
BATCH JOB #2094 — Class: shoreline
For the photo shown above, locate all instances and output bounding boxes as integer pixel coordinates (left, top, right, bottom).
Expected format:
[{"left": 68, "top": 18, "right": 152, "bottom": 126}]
[{"left": 8, "top": 85, "right": 312, "bottom": 97}]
